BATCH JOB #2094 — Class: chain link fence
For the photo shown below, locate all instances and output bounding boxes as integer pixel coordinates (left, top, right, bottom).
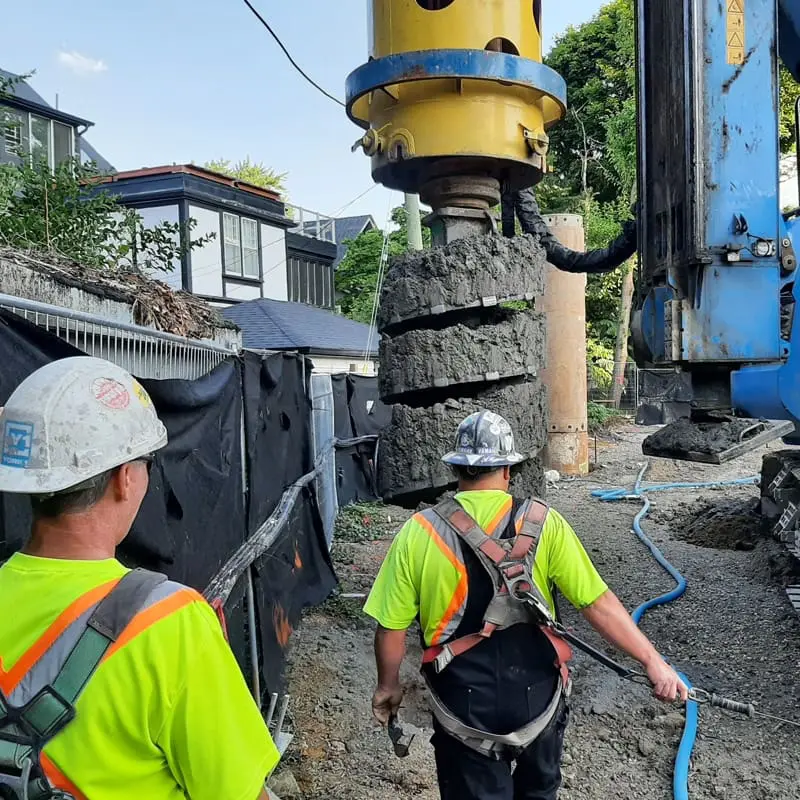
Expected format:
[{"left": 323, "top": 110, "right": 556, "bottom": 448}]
[{"left": 587, "top": 361, "right": 684, "bottom": 413}]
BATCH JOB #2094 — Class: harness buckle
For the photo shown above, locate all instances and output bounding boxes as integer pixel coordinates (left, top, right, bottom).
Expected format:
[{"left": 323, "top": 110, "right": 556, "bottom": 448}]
[{"left": 433, "top": 645, "right": 455, "bottom": 674}]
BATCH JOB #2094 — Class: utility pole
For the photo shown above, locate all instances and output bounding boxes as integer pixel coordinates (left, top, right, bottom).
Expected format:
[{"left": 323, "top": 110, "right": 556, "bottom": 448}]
[{"left": 404, "top": 193, "right": 423, "bottom": 251}]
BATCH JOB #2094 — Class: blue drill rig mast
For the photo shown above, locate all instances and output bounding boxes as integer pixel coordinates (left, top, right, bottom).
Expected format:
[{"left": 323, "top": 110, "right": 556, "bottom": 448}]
[
  {"left": 633, "top": 0, "right": 800, "bottom": 463},
  {"left": 347, "top": 0, "right": 800, "bottom": 508}
]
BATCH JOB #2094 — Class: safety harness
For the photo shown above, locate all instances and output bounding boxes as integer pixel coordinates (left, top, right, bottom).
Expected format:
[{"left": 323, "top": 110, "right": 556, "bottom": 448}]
[
  {"left": 420, "top": 497, "right": 573, "bottom": 758},
  {"left": 0, "top": 569, "right": 166, "bottom": 800}
]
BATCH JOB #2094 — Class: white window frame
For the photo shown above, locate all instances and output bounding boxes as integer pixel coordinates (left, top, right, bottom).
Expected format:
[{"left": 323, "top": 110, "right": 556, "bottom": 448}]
[
  {"left": 0, "top": 106, "right": 75, "bottom": 167},
  {"left": 240, "top": 217, "right": 260, "bottom": 278},
  {"left": 223, "top": 212, "right": 242, "bottom": 276}
]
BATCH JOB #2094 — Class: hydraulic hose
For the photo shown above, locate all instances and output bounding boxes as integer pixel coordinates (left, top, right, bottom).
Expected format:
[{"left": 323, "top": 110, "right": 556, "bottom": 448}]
[
  {"left": 592, "top": 466, "right": 760, "bottom": 800},
  {"left": 507, "top": 187, "right": 637, "bottom": 274}
]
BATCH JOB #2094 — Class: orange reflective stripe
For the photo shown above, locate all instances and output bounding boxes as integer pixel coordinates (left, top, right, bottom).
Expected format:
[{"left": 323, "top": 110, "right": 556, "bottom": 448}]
[
  {"left": 104, "top": 587, "right": 200, "bottom": 660},
  {"left": 485, "top": 497, "right": 512, "bottom": 536},
  {"left": 40, "top": 751, "right": 87, "bottom": 800},
  {"left": 415, "top": 514, "right": 468, "bottom": 646},
  {"left": 0, "top": 578, "right": 120, "bottom": 695}
]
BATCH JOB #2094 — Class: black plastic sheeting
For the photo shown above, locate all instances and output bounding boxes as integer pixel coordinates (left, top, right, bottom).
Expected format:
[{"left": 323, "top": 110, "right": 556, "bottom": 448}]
[
  {"left": 0, "top": 310, "right": 336, "bottom": 698},
  {"left": 331, "top": 374, "right": 390, "bottom": 506}
]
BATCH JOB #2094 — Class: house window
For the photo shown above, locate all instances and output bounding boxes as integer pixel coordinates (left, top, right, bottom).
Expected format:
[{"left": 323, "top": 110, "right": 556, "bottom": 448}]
[
  {"left": 241, "top": 218, "right": 260, "bottom": 278},
  {"left": 53, "top": 122, "right": 73, "bottom": 165},
  {"left": 223, "top": 212, "right": 242, "bottom": 275},
  {"left": 0, "top": 107, "right": 74, "bottom": 167},
  {"left": 2, "top": 110, "right": 23, "bottom": 155},
  {"left": 223, "top": 212, "right": 261, "bottom": 279},
  {"left": 287, "top": 255, "right": 333, "bottom": 308}
]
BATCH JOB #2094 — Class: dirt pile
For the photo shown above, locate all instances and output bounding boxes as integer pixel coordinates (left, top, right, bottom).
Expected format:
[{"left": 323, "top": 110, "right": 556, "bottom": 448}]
[
  {"left": 669, "top": 497, "right": 766, "bottom": 550},
  {"left": 0, "top": 246, "right": 231, "bottom": 339}
]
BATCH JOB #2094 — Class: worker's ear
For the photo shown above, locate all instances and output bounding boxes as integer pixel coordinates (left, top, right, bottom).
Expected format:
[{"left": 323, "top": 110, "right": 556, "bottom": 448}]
[
  {"left": 112, "top": 462, "right": 136, "bottom": 502},
  {"left": 503, "top": 465, "right": 511, "bottom": 482}
]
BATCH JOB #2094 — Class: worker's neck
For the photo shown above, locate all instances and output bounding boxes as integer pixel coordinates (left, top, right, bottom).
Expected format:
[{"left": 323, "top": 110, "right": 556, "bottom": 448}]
[
  {"left": 458, "top": 478, "right": 509, "bottom": 493},
  {"left": 25, "top": 515, "right": 119, "bottom": 561}
]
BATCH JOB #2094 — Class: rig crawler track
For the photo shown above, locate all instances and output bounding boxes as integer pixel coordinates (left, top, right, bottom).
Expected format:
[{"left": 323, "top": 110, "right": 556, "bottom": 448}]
[{"left": 377, "top": 234, "right": 550, "bottom": 507}]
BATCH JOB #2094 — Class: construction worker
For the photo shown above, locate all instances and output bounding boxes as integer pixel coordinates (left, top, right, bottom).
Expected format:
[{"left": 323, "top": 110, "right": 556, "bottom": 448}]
[
  {"left": 364, "top": 410, "right": 688, "bottom": 800},
  {"left": 0, "top": 357, "right": 279, "bottom": 800}
]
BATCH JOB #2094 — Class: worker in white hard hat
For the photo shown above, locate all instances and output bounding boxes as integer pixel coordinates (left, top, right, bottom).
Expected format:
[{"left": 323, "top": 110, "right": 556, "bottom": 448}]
[
  {"left": 365, "top": 410, "right": 687, "bottom": 800},
  {"left": 0, "top": 357, "right": 278, "bottom": 800}
]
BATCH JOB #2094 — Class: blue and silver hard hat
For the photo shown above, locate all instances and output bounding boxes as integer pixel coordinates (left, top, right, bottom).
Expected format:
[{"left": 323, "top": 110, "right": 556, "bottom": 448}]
[{"left": 442, "top": 410, "right": 526, "bottom": 468}]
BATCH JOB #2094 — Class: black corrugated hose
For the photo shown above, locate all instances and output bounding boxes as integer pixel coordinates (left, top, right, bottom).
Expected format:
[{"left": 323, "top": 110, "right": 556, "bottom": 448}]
[{"left": 503, "top": 187, "right": 637, "bottom": 274}]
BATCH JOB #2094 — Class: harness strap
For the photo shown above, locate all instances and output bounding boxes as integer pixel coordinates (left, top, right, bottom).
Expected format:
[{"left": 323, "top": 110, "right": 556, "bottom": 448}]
[
  {"left": 423, "top": 497, "right": 572, "bottom": 681},
  {"left": 424, "top": 672, "right": 566, "bottom": 760},
  {"left": 0, "top": 569, "right": 167, "bottom": 800}
]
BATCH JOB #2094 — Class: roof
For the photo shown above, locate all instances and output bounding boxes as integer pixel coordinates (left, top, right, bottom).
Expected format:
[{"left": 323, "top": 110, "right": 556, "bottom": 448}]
[
  {"left": 97, "top": 164, "right": 282, "bottom": 202},
  {"left": 332, "top": 215, "right": 378, "bottom": 268},
  {"left": 0, "top": 68, "right": 94, "bottom": 129},
  {"left": 334, "top": 215, "right": 377, "bottom": 245},
  {"left": 221, "top": 298, "right": 378, "bottom": 358},
  {"left": 80, "top": 137, "right": 116, "bottom": 173}
]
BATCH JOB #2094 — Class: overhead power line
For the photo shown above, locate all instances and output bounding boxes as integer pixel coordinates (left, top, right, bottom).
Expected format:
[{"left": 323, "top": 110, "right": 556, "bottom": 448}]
[{"left": 241, "top": 0, "right": 346, "bottom": 108}]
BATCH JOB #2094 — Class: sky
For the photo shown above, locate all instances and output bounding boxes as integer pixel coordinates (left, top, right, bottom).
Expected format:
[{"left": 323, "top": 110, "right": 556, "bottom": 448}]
[{"left": 1, "top": 0, "right": 605, "bottom": 227}]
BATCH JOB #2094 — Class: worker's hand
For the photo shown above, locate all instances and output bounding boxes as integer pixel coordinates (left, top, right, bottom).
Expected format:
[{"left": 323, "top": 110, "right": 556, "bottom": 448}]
[
  {"left": 646, "top": 656, "right": 689, "bottom": 703},
  {"left": 372, "top": 683, "right": 403, "bottom": 726}
]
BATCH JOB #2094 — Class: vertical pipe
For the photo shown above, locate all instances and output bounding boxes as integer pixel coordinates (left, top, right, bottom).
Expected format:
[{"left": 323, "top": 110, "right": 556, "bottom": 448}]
[
  {"left": 404, "top": 193, "right": 423, "bottom": 251},
  {"left": 245, "top": 567, "right": 261, "bottom": 709},
  {"left": 540, "top": 214, "right": 589, "bottom": 476}
]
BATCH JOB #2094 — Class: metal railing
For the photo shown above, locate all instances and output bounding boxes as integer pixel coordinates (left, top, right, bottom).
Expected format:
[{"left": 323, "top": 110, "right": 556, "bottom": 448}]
[
  {"left": 286, "top": 204, "right": 337, "bottom": 244},
  {"left": 0, "top": 293, "right": 236, "bottom": 380},
  {"left": 587, "top": 361, "right": 687, "bottom": 412}
]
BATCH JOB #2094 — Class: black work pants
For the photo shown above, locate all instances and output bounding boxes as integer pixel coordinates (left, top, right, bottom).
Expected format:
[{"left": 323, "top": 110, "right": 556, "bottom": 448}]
[{"left": 432, "top": 700, "right": 569, "bottom": 800}]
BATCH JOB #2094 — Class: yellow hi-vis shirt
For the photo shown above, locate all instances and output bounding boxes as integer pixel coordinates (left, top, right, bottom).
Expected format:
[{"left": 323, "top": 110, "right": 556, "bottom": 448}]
[
  {"left": 364, "top": 490, "right": 609, "bottom": 646},
  {"left": 0, "top": 553, "right": 279, "bottom": 800}
]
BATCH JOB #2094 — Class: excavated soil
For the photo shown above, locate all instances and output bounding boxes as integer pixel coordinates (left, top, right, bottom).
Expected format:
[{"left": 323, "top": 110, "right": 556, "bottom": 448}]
[
  {"left": 284, "top": 427, "right": 800, "bottom": 800},
  {"left": 378, "top": 381, "right": 548, "bottom": 505},
  {"left": 643, "top": 417, "right": 761, "bottom": 459},
  {"left": 377, "top": 235, "right": 547, "bottom": 332},
  {"left": 378, "top": 309, "right": 545, "bottom": 402}
]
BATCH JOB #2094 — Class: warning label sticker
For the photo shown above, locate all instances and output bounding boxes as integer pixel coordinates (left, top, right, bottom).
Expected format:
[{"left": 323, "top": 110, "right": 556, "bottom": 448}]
[
  {"left": 93, "top": 378, "right": 131, "bottom": 410},
  {"left": 727, "top": 0, "right": 745, "bottom": 65}
]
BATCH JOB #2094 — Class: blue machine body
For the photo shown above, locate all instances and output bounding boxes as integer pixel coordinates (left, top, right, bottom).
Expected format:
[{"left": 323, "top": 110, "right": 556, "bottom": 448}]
[{"left": 634, "top": 0, "right": 800, "bottom": 441}]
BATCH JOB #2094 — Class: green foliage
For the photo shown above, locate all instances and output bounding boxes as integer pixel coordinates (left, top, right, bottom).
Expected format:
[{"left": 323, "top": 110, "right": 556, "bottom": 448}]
[
  {"left": 204, "top": 157, "right": 288, "bottom": 195},
  {"left": 335, "top": 206, "right": 431, "bottom": 323},
  {"left": 780, "top": 66, "right": 800, "bottom": 154},
  {"left": 0, "top": 156, "right": 213, "bottom": 273},
  {"left": 587, "top": 401, "right": 625, "bottom": 433},
  {"left": 587, "top": 338, "right": 615, "bottom": 390}
]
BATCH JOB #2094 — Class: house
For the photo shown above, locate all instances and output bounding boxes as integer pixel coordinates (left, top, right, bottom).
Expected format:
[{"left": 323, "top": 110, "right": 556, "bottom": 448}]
[
  {"left": 221, "top": 297, "right": 378, "bottom": 375},
  {"left": 98, "top": 166, "right": 339, "bottom": 310},
  {"left": 1, "top": 69, "right": 341, "bottom": 313},
  {"left": 331, "top": 214, "right": 377, "bottom": 268},
  {"left": 0, "top": 68, "right": 114, "bottom": 172}
]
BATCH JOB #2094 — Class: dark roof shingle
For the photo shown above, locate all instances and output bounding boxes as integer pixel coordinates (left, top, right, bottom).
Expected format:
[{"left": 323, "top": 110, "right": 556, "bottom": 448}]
[{"left": 221, "top": 298, "right": 378, "bottom": 358}]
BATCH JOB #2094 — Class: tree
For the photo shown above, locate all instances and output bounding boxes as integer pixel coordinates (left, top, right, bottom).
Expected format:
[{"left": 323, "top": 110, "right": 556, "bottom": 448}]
[
  {"left": 780, "top": 66, "right": 800, "bottom": 153},
  {"left": 0, "top": 156, "right": 214, "bottom": 273},
  {"left": 335, "top": 206, "right": 431, "bottom": 324},
  {"left": 204, "top": 157, "right": 288, "bottom": 196}
]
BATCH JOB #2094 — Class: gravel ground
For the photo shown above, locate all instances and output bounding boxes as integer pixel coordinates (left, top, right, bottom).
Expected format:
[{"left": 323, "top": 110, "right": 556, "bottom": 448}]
[{"left": 280, "top": 427, "right": 800, "bottom": 799}]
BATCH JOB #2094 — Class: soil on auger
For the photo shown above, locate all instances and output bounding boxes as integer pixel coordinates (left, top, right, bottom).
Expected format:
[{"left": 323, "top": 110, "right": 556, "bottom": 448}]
[{"left": 377, "top": 234, "right": 550, "bottom": 508}]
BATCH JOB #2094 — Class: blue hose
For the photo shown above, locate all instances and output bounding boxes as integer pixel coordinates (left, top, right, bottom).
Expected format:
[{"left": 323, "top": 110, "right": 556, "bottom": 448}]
[{"left": 591, "top": 467, "right": 759, "bottom": 800}]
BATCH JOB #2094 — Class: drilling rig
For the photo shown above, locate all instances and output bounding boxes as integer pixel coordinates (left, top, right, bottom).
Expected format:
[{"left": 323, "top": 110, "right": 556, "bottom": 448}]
[
  {"left": 346, "top": 0, "right": 563, "bottom": 505},
  {"left": 345, "top": 0, "right": 800, "bottom": 521}
]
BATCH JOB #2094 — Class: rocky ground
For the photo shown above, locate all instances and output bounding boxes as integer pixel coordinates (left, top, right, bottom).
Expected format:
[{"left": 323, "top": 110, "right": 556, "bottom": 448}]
[{"left": 275, "top": 426, "right": 800, "bottom": 799}]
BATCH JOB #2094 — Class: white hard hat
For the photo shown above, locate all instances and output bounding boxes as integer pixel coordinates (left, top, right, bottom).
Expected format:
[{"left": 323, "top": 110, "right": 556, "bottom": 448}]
[{"left": 0, "top": 356, "right": 168, "bottom": 495}]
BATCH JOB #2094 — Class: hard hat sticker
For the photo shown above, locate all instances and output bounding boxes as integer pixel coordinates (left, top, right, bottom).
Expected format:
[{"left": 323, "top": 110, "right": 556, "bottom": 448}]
[
  {"left": 132, "top": 380, "right": 152, "bottom": 408},
  {"left": 93, "top": 378, "right": 131, "bottom": 410},
  {"left": 2, "top": 421, "right": 34, "bottom": 468}
]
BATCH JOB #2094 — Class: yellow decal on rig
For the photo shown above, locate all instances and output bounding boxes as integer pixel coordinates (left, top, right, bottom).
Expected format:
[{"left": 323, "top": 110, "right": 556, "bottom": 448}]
[{"left": 727, "top": 0, "right": 745, "bottom": 65}]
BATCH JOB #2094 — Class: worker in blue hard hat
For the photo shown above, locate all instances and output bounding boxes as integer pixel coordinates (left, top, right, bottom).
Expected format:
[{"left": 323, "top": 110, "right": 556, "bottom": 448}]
[
  {"left": 0, "top": 357, "right": 278, "bottom": 800},
  {"left": 364, "top": 409, "right": 687, "bottom": 800}
]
